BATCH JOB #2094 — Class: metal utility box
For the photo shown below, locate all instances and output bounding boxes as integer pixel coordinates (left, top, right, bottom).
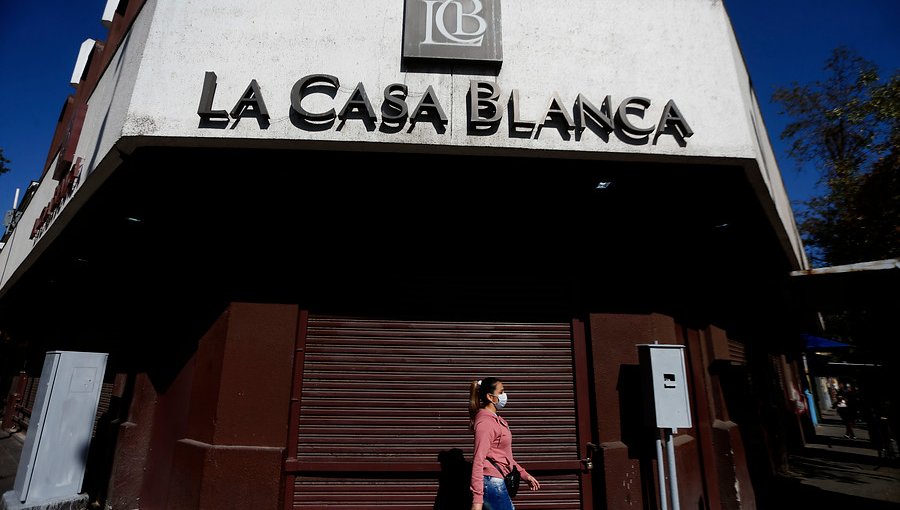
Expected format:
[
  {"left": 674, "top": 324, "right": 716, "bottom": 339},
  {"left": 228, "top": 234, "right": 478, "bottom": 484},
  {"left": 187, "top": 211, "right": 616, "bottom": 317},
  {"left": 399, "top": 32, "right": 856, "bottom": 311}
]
[
  {"left": 639, "top": 344, "right": 692, "bottom": 429},
  {"left": 12, "top": 351, "right": 108, "bottom": 504}
]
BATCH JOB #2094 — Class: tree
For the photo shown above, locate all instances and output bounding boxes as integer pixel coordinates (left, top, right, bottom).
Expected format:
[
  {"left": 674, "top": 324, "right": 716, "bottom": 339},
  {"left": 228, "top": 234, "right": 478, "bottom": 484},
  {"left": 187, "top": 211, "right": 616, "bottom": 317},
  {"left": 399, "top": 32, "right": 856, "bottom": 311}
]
[
  {"left": 775, "top": 52, "right": 899, "bottom": 437},
  {"left": 0, "top": 148, "right": 10, "bottom": 176},
  {"left": 773, "top": 47, "right": 899, "bottom": 266}
]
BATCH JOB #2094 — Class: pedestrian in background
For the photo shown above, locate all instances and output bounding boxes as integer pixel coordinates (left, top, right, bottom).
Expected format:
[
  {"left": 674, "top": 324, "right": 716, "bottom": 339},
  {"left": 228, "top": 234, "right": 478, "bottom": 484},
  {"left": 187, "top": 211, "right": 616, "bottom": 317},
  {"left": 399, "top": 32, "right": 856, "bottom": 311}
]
[{"left": 834, "top": 388, "right": 858, "bottom": 439}]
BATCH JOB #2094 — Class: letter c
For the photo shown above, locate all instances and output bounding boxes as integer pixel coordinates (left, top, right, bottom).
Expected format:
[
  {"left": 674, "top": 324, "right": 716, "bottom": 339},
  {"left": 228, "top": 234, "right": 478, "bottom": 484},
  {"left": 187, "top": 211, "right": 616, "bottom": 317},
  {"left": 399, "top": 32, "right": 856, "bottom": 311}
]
[
  {"left": 616, "top": 96, "right": 655, "bottom": 136},
  {"left": 291, "top": 74, "right": 340, "bottom": 122}
]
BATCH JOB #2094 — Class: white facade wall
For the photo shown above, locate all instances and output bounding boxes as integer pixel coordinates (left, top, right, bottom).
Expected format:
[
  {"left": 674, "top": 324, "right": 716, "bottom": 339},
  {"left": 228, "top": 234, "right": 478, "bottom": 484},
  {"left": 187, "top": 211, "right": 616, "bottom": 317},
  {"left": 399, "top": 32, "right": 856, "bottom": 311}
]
[
  {"left": 0, "top": 0, "right": 809, "bottom": 295},
  {"left": 124, "top": 0, "right": 756, "bottom": 159},
  {"left": 720, "top": 8, "right": 807, "bottom": 266},
  {"left": 76, "top": 0, "right": 157, "bottom": 179},
  {"left": 0, "top": 155, "right": 62, "bottom": 289}
]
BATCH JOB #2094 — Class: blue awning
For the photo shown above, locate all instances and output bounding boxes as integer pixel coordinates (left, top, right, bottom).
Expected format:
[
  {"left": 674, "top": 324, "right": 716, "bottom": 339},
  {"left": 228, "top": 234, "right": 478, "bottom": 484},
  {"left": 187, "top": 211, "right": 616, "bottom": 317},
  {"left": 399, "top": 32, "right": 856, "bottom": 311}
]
[{"left": 802, "top": 334, "right": 851, "bottom": 350}]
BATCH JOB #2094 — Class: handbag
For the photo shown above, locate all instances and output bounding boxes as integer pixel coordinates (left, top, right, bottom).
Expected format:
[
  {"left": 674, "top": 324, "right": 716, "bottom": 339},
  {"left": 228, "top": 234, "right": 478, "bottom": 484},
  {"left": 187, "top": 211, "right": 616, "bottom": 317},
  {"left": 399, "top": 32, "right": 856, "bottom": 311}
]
[{"left": 486, "top": 457, "right": 521, "bottom": 498}]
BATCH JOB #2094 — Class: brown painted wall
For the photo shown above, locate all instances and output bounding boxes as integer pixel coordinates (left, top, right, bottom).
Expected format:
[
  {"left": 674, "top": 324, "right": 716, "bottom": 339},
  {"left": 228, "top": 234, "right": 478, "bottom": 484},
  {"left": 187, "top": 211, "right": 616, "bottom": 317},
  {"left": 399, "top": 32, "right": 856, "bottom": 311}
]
[
  {"left": 595, "top": 442, "right": 644, "bottom": 509},
  {"left": 590, "top": 313, "right": 677, "bottom": 444},
  {"left": 674, "top": 434, "right": 706, "bottom": 509},
  {"left": 104, "top": 303, "right": 298, "bottom": 509},
  {"left": 100, "top": 306, "right": 763, "bottom": 509},
  {"left": 104, "top": 373, "right": 159, "bottom": 509},
  {"left": 141, "top": 351, "right": 197, "bottom": 509},
  {"left": 683, "top": 326, "right": 723, "bottom": 509},
  {"left": 182, "top": 313, "right": 229, "bottom": 446},
  {"left": 168, "top": 440, "right": 285, "bottom": 510},
  {"left": 588, "top": 314, "right": 760, "bottom": 510},
  {"left": 207, "top": 303, "right": 297, "bottom": 446},
  {"left": 589, "top": 313, "right": 683, "bottom": 509},
  {"left": 713, "top": 420, "right": 757, "bottom": 510},
  {"left": 702, "top": 327, "right": 757, "bottom": 509},
  {"left": 166, "top": 303, "right": 298, "bottom": 509}
]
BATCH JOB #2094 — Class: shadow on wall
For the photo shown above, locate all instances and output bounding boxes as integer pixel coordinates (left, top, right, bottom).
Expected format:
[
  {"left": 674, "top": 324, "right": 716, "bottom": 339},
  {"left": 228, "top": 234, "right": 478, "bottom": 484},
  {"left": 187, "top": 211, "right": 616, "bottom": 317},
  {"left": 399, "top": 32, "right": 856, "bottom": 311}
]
[
  {"left": 83, "top": 373, "right": 134, "bottom": 508},
  {"left": 434, "top": 448, "right": 473, "bottom": 510},
  {"left": 618, "top": 363, "right": 674, "bottom": 510},
  {"left": 617, "top": 364, "right": 647, "bottom": 457}
]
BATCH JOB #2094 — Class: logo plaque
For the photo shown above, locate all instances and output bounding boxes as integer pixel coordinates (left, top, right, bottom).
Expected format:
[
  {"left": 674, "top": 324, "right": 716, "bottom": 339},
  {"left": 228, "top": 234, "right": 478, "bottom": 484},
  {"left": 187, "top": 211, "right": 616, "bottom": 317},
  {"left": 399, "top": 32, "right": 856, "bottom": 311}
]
[{"left": 403, "top": 0, "right": 503, "bottom": 64}]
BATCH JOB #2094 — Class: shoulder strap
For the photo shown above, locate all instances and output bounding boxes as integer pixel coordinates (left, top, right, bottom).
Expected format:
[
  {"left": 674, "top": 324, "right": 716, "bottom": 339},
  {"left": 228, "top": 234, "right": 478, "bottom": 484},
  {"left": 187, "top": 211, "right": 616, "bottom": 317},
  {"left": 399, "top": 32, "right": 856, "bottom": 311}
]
[{"left": 486, "top": 457, "right": 509, "bottom": 476}]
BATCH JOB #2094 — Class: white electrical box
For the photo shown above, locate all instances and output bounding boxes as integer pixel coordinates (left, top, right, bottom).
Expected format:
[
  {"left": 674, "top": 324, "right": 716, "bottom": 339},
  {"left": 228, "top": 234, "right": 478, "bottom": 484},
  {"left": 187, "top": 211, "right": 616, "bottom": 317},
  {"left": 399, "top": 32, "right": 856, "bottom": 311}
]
[
  {"left": 639, "top": 344, "right": 692, "bottom": 429},
  {"left": 12, "top": 351, "right": 108, "bottom": 504}
]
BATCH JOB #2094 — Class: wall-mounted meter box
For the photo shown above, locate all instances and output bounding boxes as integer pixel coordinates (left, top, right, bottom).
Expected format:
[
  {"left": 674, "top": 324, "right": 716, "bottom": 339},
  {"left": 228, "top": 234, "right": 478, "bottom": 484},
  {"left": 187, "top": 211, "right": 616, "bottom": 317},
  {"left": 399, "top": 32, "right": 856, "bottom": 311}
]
[
  {"left": 639, "top": 344, "right": 692, "bottom": 429},
  {"left": 11, "top": 351, "right": 108, "bottom": 505}
]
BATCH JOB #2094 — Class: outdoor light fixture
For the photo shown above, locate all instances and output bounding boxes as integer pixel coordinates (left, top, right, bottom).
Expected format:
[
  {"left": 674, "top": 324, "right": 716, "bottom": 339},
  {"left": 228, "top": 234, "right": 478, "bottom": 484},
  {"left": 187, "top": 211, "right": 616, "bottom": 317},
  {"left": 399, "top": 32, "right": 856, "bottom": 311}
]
[{"left": 595, "top": 181, "right": 612, "bottom": 190}]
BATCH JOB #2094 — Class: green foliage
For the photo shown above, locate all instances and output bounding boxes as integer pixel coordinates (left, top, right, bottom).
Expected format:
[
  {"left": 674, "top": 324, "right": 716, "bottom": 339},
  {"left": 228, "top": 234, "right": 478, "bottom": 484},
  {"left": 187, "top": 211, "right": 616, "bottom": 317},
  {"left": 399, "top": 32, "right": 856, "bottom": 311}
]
[
  {"left": 0, "top": 148, "right": 10, "bottom": 176},
  {"left": 773, "top": 47, "right": 899, "bottom": 266}
]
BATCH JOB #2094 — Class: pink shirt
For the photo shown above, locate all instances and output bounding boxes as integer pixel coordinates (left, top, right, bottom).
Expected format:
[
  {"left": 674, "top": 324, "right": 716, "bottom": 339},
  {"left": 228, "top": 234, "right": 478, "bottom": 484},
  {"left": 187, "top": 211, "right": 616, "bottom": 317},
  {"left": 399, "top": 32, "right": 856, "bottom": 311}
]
[{"left": 470, "top": 408, "right": 531, "bottom": 504}]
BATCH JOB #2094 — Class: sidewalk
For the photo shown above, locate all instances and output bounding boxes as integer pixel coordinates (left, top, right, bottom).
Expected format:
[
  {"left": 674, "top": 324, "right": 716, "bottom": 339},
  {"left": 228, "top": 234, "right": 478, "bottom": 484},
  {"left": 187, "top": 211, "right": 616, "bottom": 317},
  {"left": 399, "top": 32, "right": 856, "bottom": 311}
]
[
  {"left": 0, "top": 430, "right": 24, "bottom": 495},
  {"left": 764, "top": 411, "right": 900, "bottom": 509}
]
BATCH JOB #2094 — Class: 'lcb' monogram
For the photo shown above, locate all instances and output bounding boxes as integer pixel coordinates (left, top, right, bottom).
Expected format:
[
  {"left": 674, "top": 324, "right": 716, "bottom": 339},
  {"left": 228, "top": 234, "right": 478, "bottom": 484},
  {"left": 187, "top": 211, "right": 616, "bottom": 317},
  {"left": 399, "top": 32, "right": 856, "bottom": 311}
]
[{"left": 422, "top": 0, "right": 487, "bottom": 46}]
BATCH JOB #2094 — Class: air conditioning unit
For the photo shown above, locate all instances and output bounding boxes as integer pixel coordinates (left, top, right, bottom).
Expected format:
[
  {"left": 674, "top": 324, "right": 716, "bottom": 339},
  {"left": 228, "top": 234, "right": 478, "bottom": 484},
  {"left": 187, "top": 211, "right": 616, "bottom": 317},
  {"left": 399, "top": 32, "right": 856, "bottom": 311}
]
[{"left": 3, "top": 351, "right": 108, "bottom": 507}]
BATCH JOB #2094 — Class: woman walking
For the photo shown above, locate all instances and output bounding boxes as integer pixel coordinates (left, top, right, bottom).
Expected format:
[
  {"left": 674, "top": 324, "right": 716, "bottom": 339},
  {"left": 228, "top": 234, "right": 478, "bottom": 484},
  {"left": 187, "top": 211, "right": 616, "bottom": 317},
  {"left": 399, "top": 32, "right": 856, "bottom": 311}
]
[{"left": 469, "top": 377, "right": 540, "bottom": 510}]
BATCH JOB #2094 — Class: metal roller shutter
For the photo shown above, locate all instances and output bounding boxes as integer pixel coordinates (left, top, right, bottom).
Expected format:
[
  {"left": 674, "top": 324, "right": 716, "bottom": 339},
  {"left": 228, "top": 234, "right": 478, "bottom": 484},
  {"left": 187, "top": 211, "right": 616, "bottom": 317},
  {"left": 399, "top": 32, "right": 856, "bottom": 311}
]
[
  {"left": 18, "top": 377, "right": 40, "bottom": 429},
  {"left": 92, "top": 382, "right": 114, "bottom": 437},
  {"left": 292, "top": 475, "right": 583, "bottom": 509},
  {"left": 286, "top": 315, "right": 589, "bottom": 510}
]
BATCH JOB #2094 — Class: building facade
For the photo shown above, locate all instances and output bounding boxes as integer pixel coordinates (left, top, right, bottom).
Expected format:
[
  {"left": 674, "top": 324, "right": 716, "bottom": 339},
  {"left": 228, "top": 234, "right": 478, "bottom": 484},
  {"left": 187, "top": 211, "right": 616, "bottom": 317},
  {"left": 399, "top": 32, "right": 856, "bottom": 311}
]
[{"left": 1, "top": 1, "right": 811, "bottom": 508}]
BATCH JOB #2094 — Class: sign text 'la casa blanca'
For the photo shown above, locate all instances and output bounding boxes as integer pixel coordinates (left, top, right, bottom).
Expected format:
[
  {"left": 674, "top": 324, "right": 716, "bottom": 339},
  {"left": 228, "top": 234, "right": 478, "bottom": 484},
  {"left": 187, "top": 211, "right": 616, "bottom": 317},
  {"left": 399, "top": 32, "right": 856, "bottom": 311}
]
[
  {"left": 196, "top": 1, "right": 693, "bottom": 145},
  {"left": 197, "top": 73, "right": 694, "bottom": 145}
]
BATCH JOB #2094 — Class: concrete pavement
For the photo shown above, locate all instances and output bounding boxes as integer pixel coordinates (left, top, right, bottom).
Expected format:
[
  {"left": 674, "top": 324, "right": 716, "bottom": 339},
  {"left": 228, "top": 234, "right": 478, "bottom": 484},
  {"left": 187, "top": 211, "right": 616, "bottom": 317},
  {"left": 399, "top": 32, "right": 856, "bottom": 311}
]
[
  {"left": 762, "top": 412, "right": 900, "bottom": 510},
  {"left": 0, "top": 431, "right": 24, "bottom": 495}
]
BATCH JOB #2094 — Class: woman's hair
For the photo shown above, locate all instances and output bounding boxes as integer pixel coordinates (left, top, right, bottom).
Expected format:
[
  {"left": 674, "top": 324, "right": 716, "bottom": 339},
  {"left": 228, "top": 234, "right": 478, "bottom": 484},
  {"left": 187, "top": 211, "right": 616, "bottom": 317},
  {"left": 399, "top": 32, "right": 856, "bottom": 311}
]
[{"left": 469, "top": 377, "right": 501, "bottom": 424}]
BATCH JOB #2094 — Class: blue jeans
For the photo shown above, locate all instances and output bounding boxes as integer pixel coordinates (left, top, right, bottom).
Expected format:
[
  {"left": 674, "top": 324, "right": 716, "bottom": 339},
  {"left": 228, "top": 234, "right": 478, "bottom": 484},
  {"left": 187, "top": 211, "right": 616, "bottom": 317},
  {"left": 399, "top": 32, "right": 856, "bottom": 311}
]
[{"left": 483, "top": 476, "right": 515, "bottom": 510}]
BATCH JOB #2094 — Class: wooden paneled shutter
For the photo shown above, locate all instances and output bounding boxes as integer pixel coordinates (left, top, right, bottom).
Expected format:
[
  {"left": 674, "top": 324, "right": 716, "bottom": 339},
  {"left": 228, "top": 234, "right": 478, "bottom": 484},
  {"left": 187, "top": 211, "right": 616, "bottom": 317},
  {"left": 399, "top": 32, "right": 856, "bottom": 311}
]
[{"left": 286, "top": 315, "right": 586, "bottom": 509}]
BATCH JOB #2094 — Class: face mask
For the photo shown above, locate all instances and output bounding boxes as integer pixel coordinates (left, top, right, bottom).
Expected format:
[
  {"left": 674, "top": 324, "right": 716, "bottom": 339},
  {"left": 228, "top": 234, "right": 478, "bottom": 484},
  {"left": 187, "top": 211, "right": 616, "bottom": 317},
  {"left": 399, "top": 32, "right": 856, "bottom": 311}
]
[{"left": 491, "top": 392, "right": 508, "bottom": 410}]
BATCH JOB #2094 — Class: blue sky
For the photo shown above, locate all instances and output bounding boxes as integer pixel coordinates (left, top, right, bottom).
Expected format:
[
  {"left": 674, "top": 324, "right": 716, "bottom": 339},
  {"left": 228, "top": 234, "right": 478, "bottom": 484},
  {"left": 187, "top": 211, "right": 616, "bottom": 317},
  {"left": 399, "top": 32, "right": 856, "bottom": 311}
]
[
  {"left": 726, "top": 0, "right": 899, "bottom": 205},
  {"left": 0, "top": 1, "right": 897, "bottom": 215}
]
